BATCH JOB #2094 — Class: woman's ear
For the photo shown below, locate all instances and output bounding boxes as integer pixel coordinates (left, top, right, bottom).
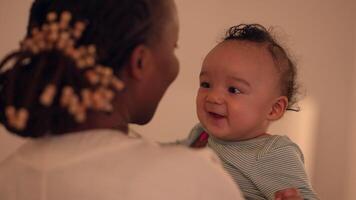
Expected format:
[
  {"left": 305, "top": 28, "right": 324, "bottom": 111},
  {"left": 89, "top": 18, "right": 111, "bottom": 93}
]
[
  {"left": 267, "top": 96, "right": 288, "bottom": 121},
  {"left": 127, "top": 44, "right": 152, "bottom": 80}
]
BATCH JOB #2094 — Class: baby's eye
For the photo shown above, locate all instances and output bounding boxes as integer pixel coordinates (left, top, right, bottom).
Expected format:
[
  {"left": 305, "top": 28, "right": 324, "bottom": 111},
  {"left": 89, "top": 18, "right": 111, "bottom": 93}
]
[
  {"left": 200, "top": 82, "right": 210, "bottom": 88},
  {"left": 228, "top": 87, "right": 241, "bottom": 94}
]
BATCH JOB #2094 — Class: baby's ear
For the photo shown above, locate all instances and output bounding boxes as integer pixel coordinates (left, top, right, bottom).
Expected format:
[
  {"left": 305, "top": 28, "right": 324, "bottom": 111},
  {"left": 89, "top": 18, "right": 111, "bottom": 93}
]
[{"left": 267, "top": 96, "right": 288, "bottom": 121}]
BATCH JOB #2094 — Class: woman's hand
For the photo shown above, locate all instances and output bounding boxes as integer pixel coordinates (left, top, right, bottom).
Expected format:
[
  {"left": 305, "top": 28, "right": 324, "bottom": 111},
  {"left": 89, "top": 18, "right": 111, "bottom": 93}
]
[{"left": 275, "top": 188, "right": 302, "bottom": 200}]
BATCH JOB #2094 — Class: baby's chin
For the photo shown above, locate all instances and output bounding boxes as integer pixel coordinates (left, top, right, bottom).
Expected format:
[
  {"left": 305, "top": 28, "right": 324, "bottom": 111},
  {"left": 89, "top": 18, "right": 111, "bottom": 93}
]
[
  {"left": 206, "top": 126, "right": 254, "bottom": 142},
  {"left": 203, "top": 126, "right": 235, "bottom": 141}
]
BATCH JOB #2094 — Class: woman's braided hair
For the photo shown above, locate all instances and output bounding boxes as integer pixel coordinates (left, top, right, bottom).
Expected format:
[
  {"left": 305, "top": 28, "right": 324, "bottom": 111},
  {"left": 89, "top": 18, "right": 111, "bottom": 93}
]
[
  {"left": 0, "top": 0, "right": 170, "bottom": 137},
  {"left": 224, "top": 24, "right": 299, "bottom": 111}
]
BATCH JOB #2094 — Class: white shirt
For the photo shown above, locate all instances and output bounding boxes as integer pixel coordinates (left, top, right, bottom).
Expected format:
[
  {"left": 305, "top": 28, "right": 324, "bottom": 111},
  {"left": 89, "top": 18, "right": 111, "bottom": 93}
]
[{"left": 0, "top": 129, "right": 244, "bottom": 200}]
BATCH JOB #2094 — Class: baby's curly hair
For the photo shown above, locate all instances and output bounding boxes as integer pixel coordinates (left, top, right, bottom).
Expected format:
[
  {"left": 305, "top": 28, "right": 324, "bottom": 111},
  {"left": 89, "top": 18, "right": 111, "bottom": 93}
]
[{"left": 224, "top": 24, "right": 299, "bottom": 111}]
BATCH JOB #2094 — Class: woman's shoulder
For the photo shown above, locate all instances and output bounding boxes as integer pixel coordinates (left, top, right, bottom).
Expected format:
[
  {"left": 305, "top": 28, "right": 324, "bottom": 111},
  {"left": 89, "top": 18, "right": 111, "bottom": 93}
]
[
  {"left": 132, "top": 138, "right": 227, "bottom": 174},
  {"left": 0, "top": 129, "right": 244, "bottom": 200},
  {"left": 127, "top": 144, "right": 244, "bottom": 199},
  {"left": 79, "top": 131, "right": 244, "bottom": 199}
]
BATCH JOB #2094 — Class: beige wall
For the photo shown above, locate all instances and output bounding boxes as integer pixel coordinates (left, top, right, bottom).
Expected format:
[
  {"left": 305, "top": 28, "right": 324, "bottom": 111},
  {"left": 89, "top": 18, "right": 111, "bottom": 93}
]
[
  {"left": 0, "top": 0, "right": 30, "bottom": 162},
  {"left": 346, "top": 14, "right": 356, "bottom": 200},
  {"left": 0, "top": 0, "right": 355, "bottom": 199}
]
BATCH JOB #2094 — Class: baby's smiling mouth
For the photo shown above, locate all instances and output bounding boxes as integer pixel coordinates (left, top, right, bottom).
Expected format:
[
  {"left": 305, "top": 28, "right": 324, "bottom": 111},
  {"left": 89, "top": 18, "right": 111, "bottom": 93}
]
[{"left": 208, "top": 112, "right": 226, "bottom": 119}]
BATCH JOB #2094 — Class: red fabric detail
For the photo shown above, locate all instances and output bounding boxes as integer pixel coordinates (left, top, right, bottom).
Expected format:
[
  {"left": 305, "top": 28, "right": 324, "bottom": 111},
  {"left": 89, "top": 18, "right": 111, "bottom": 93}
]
[{"left": 191, "top": 131, "right": 209, "bottom": 148}]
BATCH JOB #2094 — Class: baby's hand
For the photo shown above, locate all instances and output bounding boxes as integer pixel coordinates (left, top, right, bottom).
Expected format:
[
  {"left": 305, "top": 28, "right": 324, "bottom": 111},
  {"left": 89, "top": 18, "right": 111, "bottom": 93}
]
[{"left": 275, "top": 188, "right": 302, "bottom": 200}]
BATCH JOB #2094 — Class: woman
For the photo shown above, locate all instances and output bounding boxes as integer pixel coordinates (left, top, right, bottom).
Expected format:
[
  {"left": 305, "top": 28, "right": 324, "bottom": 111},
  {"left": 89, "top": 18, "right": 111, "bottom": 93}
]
[{"left": 0, "top": 0, "right": 244, "bottom": 199}]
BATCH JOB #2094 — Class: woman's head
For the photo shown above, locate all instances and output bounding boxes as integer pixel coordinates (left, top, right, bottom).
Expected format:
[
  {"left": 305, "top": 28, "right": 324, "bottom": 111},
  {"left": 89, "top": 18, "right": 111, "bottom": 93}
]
[
  {"left": 124, "top": 0, "right": 179, "bottom": 125},
  {"left": 0, "top": 0, "right": 179, "bottom": 137}
]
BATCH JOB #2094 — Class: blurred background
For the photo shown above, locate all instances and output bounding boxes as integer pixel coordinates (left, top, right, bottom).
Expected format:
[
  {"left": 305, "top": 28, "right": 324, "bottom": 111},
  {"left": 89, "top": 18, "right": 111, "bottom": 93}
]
[{"left": 0, "top": 0, "right": 355, "bottom": 199}]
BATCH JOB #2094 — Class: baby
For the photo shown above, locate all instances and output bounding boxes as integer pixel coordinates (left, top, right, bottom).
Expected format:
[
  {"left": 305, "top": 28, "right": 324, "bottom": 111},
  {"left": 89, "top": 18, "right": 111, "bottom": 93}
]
[{"left": 186, "top": 24, "right": 319, "bottom": 200}]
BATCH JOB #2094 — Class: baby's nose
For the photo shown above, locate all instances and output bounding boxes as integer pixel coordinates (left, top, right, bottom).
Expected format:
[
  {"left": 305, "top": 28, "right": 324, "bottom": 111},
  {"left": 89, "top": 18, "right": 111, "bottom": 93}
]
[{"left": 206, "top": 90, "right": 224, "bottom": 104}]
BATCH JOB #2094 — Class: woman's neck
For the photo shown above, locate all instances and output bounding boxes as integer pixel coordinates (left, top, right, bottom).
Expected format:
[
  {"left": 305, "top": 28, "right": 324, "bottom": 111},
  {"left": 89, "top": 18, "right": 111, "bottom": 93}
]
[{"left": 54, "top": 111, "right": 129, "bottom": 135}]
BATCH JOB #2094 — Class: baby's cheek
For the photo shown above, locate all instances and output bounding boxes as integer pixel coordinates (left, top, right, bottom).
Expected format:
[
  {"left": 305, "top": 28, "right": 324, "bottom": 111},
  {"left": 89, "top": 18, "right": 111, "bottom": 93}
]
[
  {"left": 196, "top": 108, "right": 205, "bottom": 124},
  {"left": 196, "top": 97, "right": 205, "bottom": 114}
]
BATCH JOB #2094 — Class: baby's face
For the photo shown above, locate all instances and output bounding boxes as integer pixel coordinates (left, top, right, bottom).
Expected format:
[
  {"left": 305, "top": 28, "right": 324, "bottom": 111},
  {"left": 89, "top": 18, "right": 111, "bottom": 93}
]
[{"left": 196, "top": 40, "right": 282, "bottom": 141}]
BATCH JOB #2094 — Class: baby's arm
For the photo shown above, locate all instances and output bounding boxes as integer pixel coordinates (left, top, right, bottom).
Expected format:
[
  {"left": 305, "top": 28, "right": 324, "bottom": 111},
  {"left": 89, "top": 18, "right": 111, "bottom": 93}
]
[{"left": 253, "top": 143, "right": 319, "bottom": 200}]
